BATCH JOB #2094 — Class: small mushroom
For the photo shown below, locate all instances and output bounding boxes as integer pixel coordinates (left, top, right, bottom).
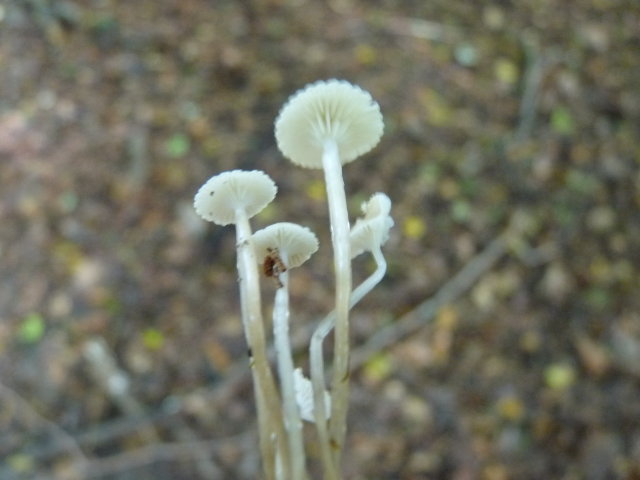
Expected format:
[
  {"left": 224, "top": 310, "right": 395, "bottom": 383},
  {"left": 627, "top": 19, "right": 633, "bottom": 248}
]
[
  {"left": 251, "top": 222, "right": 318, "bottom": 478},
  {"left": 252, "top": 222, "right": 319, "bottom": 273},
  {"left": 275, "top": 79, "right": 384, "bottom": 169},
  {"left": 193, "top": 169, "right": 287, "bottom": 476},
  {"left": 293, "top": 368, "right": 331, "bottom": 423},
  {"left": 350, "top": 192, "right": 394, "bottom": 259},
  {"left": 310, "top": 192, "right": 393, "bottom": 469},
  {"left": 193, "top": 169, "right": 276, "bottom": 226}
]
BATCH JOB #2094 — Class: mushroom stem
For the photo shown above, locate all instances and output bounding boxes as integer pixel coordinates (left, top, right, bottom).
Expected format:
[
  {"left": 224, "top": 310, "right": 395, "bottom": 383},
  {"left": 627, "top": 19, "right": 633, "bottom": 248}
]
[
  {"left": 272, "top": 257, "right": 308, "bottom": 479},
  {"left": 234, "top": 208, "right": 289, "bottom": 480},
  {"left": 321, "top": 138, "right": 352, "bottom": 463},
  {"left": 311, "top": 246, "right": 387, "bottom": 474},
  {"left": 310, "top": 331, "right": 338, "bottom": 480},
  {"left": 352, "top": 246, "right": 387, "bottom": 306}
]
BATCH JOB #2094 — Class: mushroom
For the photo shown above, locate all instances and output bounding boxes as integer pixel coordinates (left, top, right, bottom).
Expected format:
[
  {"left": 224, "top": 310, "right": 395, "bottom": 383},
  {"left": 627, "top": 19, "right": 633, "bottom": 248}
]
[
  {"left": 252, "top": 222, "right": 318, "bottom": 480},
  {"left": 193, "top": 169, "right": 277, "bottom": 226},
  {"left": 193, "top": 170, "right": 289, "bottom": 479},
  {"left": 309, "top": 192, "right": 393, "bottom": 474},
  {"left": 293, "top": 368, "right": 331, "bottom": 423},
  {"left": 252, "top": 222, "right": 319, "bottom": 277},
  {"left": 275, "top": 80, "right": 384, "bottom": 458},
  {"left": 350, "top": 192, "right": 393, "bottom": 260}
]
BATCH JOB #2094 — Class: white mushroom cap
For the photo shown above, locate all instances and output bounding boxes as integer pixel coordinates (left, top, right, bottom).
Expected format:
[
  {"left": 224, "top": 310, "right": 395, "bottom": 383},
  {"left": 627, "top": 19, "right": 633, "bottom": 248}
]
[
  {"left": 293, "top": 368, "right": 331, "bottom": 423},
  {"left": 350, "top": 192, "right": 394, "bottom": 258},
  {"left": 252, "top": 222, "right": 319, "bottom": 268},
  {"left": 275, "top": 79, "right": 384, "bottom": 169},
  {"left": 193, "top": 170, "right": 277, "bottom": 226}
]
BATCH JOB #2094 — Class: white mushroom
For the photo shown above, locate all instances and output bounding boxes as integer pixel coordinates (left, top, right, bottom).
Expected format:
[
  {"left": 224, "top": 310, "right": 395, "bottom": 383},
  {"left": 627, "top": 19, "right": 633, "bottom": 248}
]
[
  {"left": 293, "top": 368, "right": 331, "bottom": 423},
  {"left": 275, "top": 80, "right": 384, "bottom": 459},
  {"left": 350, "top": 192, "right": 394, "bottom": 259},
  {"left": 251, "top": 222, "right": 318, "bottom": 479},
  {"left": 310, "top": 192, "right": 393, "bottom": 475},
  {"left": 252, "top": 222, "right": 319, "bottom": 271},
  {"left": 275, "top": 79, "right": 384, "bottom": 169},
  {"left": 193, "top": 169, "right": 276, "bottom": 226},
  {"left": 193, "top": 170, "right": 288, "bottom": 478}
]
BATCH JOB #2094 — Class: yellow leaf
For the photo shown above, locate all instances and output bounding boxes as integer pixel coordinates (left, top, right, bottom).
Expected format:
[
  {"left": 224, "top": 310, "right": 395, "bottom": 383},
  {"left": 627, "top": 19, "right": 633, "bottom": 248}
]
[
  {"left": 305, "top": 179, "right": 326, "bottom": 202},
  {"left": 142, "top": 328, "right": 165, "bottom": 351},
  {"left": 544, "top": 363, "right": 576, "bottom": 390},
  {"left": 363, "top": 353, "right": 393, "bottom": 384},
  {"left": 494, "top": 58, "right": 519, "bottom": 84},
  {"left": 496, "top": 394, "right": 525, "bottom": 422},
  {"left": 403, "top": 215, "right": 427, "bottom": 240},
  {"left": 354, "top": 44, "right": 377, "bottom": 66}
]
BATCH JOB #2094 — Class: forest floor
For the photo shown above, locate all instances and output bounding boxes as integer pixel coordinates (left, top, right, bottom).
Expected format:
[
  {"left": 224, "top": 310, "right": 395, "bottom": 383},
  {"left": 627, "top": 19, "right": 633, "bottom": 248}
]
[{"left": 1, "top": 1, "right": 639, "bottom": 479}]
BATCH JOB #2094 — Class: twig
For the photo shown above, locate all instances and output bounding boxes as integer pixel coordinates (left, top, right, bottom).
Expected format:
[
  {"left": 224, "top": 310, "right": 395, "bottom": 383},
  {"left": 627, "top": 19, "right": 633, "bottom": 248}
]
[
  {"left": 82, "top": 433, "right": 252, "bottom": 479},
  {"left": 0, "top": 381, "right": 90, "bottom": 478},
  {"left": 351, "top": 235, "right": 507, "bottom": 369},
  {"left": 82, "top": 337, "right": 222, "bottom": 478},
  {"left": 83, "top": 338, "right": 160, "bottom": 442},
  {"left": 380, "top": 16, "right": 460, "bottom": 43},
  {"left": 514, "top": 38, "right": 545, "bottom": 142}
]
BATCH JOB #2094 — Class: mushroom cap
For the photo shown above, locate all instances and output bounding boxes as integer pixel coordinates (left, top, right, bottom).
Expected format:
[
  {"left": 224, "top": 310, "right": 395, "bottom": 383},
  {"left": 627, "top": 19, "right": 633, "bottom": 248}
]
[
  {"left": 293, "top": 368, "right": 331, "bottom": 423},
  {"left": 252, "top": 222, "right": 319, "bottom": 268},
  {"left": 275, "top": 79, "right": 384, "bottom": 169},
  {"left": 193, "top": 170, "right": 277, "bottom": 226},
  {"left": 350, "top": 192, "right": 394, "bottom": 258}
]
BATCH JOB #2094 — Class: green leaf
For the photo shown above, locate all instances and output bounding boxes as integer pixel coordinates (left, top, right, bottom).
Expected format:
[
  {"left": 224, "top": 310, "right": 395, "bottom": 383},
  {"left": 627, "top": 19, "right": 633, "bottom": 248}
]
[
  {"left": 19, "top": 313, "right": 45, "bottom": 344},
  {"left": 451, "top": 200, "right": 472, "bottom": 222},
  {"left": 551, "top": 107, "right": 575, "bottom": 135},
  {"left": 544, "top": 363, "right": 576, "bottom": 390},
  {"left": 165, "top": 134, "right": 190, "bottom": 158},
  {"left": 142, "top": 328, "right": 165, "bottom": 351}
]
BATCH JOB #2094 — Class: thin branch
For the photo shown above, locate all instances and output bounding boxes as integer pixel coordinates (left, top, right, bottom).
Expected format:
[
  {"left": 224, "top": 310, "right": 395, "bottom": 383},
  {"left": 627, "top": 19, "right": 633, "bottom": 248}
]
[
  {"left": 82, "top": 433, "right": 251, "bottom": 479},
  {"left": 379, "top": 16, "right": 461, "bottom": 43},
  {"left": 352, "top": 235, "right": 507, "bottom": 369},
  {"left": 0, "top": 381, "right": 90, "bottom": 476}
]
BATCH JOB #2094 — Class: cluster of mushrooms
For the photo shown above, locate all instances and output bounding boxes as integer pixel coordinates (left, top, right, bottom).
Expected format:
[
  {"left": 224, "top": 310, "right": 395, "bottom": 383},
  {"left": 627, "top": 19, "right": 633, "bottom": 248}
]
[{"left": 194, "top": 80, "right": 393, "bottom": 480}]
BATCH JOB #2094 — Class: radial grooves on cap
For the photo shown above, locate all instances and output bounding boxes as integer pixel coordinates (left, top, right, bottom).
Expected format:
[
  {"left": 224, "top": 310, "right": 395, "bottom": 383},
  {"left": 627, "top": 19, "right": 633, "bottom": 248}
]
[
  {"left": 275, "top": 79, "right": 384, "bottom": 168},
  {"left": 252, "top": 222, "right": 319, "bottom": 268},
  {"left": 193, "top": 170, "right": 277, "bottom": 226}
]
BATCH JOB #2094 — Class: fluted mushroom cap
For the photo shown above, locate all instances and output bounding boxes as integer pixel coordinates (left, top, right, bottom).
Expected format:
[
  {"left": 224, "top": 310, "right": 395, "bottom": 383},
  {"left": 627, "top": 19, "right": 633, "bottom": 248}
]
[
  {"left": 193, "top": 170, "right": 277, "bottom": 226},
  {"left": 350, "top": 192, "right": 394, "bottom": 258},
  {"left": 275, "top": 79, "right": 384, "bottom": 169},
  {"left": 252, "top": 222, "right": 319, "bottom": 269}
]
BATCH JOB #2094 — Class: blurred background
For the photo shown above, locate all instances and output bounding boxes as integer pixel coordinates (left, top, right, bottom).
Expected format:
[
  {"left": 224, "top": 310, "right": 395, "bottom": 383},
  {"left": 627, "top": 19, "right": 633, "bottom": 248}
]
[{"left": 1, "top": 0, "right": 639, "bottom": 479}]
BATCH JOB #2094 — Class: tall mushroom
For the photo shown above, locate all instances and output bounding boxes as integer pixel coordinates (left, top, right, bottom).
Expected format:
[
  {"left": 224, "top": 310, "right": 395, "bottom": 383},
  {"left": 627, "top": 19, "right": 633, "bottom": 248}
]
[
  {"left": 193, "top": 170, "right": 287, "bottom": 480},
  {"left": 275, "top": 79, "right": 384, "bottom": 462},
  {"left": 252, "top": 222, "right": 318, "bottom": 480}
]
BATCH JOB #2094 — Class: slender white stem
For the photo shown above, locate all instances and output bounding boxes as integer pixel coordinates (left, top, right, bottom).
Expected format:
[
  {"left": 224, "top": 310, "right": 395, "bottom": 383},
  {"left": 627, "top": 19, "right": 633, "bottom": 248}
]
[
  {"left": 235, "top": 208, "right": 288, "bottom": 480},
  {"left": 311, "top": 246, "right": 386, "bottom": 478},
  {"left": 310, "top": 324, "right": 339, "bottom": 480},
  {"left": 352, "top": 247, "right": 387, "bottom": 306},
  {"left": 321, "top": 139, "right": 352, "bottom": 461},
  {"left": 272, "top": 259, "right": 308, "bottom": 479}
]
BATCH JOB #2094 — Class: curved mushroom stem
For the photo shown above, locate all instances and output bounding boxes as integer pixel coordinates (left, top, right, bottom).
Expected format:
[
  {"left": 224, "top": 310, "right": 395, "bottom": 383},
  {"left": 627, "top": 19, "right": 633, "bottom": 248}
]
[
  {"left": 234, "top": 208, "right": 289, "bottom": 480},
  {"left": 311, "top": 245, "right": 387, "bottom": 478},
  {"left": 272, "top": 255, "right": 308, "bottom": 479},
  {"left": 321, "top": 139, "right": 352, "bottom": 462}
]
